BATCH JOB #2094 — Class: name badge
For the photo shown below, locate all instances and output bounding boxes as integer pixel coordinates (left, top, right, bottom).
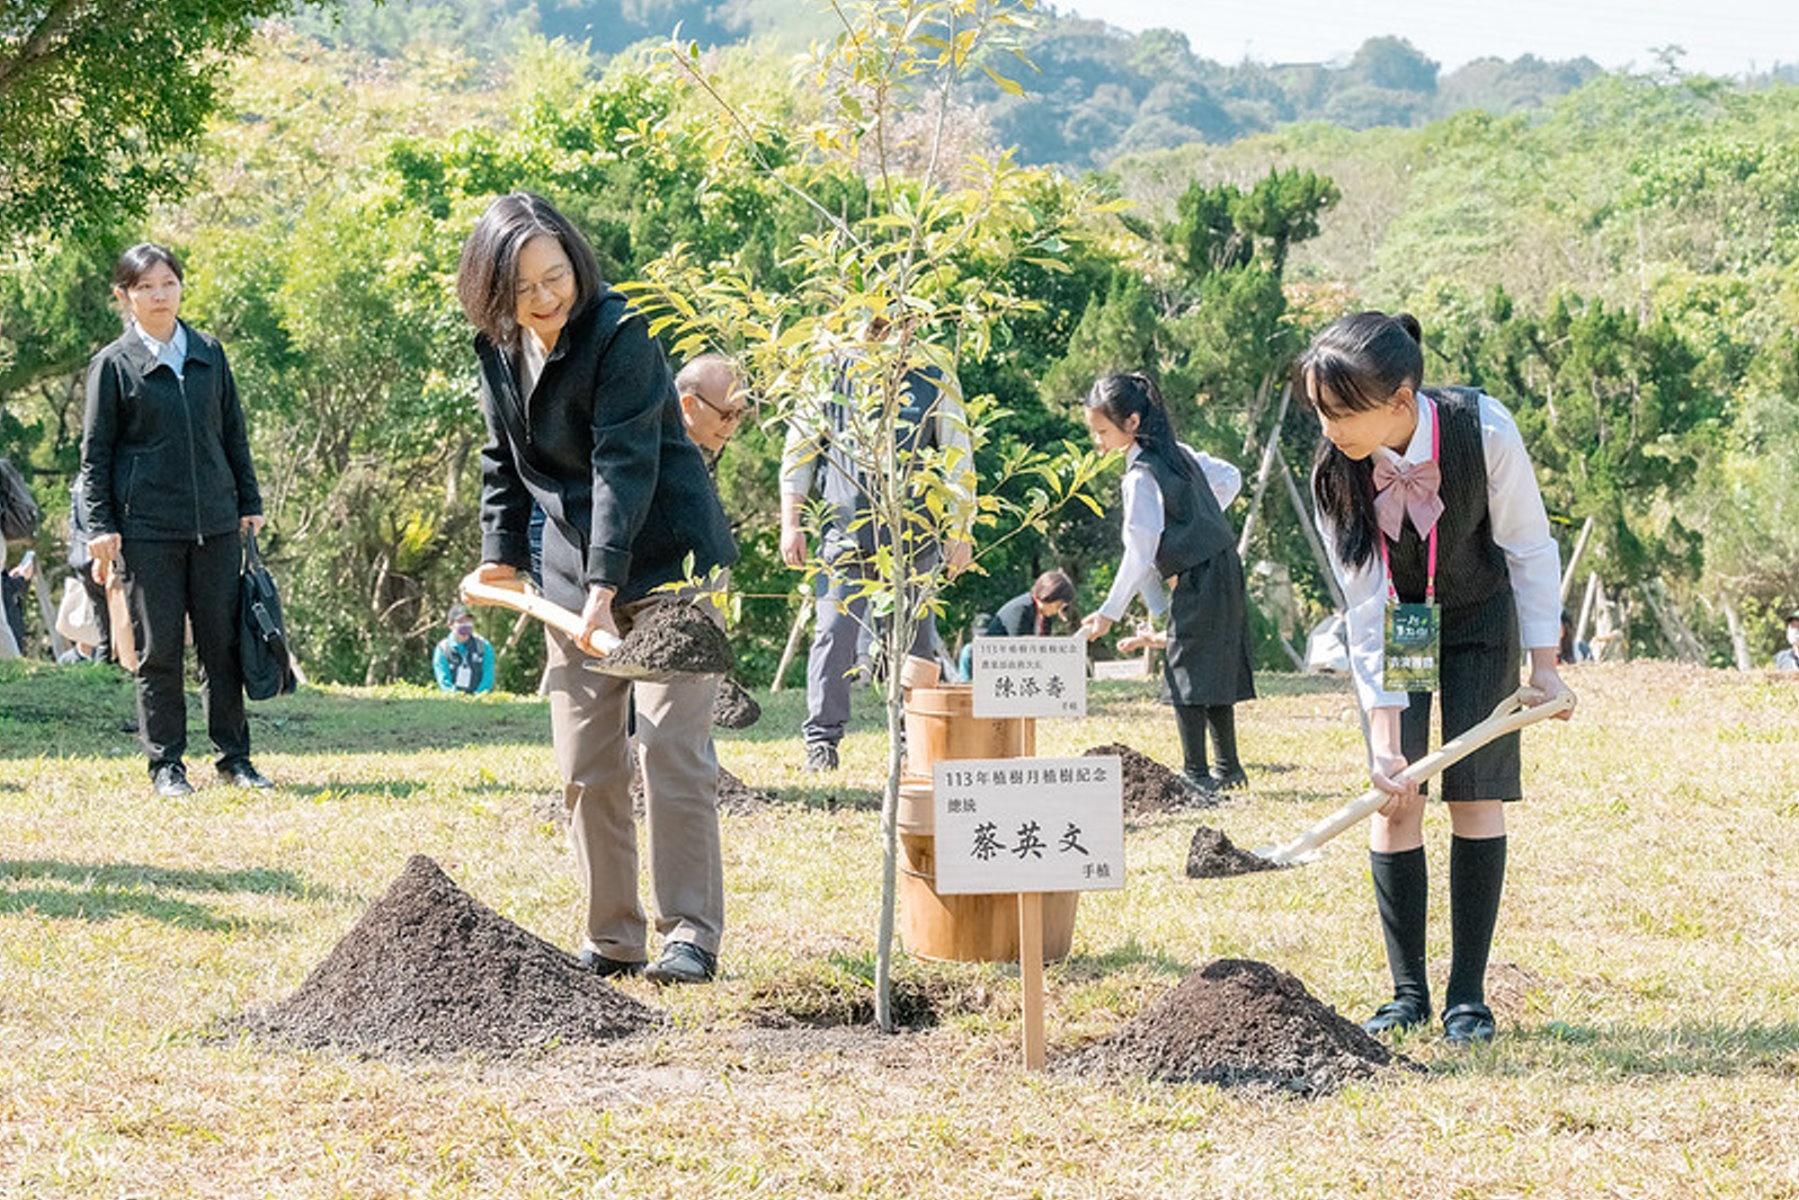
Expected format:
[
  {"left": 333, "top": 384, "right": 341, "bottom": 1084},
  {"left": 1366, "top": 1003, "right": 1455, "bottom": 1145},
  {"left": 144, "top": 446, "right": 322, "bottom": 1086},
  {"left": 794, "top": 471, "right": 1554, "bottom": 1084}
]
[
  {"left": 455, "top": 663, "right": 473, "bottom": 691},
  {"left": 1383, "top": 601, "right": 1440, "bottom": 693}
]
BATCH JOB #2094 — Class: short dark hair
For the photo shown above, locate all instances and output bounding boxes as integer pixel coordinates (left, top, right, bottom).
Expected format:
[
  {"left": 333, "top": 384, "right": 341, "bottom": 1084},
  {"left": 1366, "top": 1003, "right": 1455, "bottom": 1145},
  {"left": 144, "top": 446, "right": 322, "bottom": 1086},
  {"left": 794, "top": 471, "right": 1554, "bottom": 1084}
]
[
  {"left": 112, "top": 243, "right": 183, "bottom": 292},
  {"left": 456, "top": 192, "right": 602, "bottom": 347}
]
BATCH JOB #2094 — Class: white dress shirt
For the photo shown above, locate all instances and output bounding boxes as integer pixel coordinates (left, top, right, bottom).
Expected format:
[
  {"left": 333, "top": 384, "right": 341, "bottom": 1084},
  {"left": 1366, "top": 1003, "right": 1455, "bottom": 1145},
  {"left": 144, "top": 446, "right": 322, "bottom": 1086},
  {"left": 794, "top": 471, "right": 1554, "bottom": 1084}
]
[
  {"left": 518, "top": 329, "right": 548, "bottom": 401},
  {"left": 1320, "top": 391, "right": 1562, "bottom": 713},
  {"left": 1099, "top": 441, "right": 1243, "bottom": 622},
  {"left": 135, "top": 322, "right": 188, "bottom": 379}
]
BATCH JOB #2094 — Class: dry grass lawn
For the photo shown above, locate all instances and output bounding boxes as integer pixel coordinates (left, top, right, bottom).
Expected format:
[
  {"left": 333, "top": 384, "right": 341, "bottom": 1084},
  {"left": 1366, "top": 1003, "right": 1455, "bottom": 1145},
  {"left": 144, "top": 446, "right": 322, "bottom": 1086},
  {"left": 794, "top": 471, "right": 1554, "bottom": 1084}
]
[{"left": 2, "top": 658, "right": 1797, "bottom": 1197}]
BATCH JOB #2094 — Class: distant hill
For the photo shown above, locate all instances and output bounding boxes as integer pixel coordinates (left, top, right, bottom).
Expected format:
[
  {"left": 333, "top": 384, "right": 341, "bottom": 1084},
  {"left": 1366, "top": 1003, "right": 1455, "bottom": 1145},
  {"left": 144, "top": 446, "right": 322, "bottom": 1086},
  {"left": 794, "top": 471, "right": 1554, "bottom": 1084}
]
[{"left": 292, "top": 1, "right": 1603, "bottom": 164}]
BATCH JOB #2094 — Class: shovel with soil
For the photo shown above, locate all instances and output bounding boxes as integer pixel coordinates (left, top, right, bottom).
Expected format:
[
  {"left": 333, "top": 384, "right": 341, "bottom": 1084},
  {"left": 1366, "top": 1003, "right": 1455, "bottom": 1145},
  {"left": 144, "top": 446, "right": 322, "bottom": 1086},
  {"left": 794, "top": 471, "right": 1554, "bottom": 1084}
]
[
  {"left": 1253, "top": 686, "right": 1574, "bottom": 868},
  {"left": 461, "top": 572, "right": 732, "bottom": 681}
]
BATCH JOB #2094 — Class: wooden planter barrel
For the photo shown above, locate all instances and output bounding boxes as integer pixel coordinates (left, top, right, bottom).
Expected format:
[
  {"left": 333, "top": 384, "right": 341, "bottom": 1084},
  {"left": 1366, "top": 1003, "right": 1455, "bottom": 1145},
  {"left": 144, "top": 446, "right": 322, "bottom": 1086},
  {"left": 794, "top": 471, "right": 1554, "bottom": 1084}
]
[{"left": 897, "top": 684, "right": 1079, "bottom": 963}]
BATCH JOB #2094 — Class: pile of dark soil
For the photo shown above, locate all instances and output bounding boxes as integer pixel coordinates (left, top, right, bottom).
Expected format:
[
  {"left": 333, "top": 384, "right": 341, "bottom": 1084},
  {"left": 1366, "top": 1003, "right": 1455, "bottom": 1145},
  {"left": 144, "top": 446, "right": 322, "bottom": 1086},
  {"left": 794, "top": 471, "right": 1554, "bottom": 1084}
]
[
  {"left": 631, "top": 764, "right": 776, "bottom": 815},
  {"left": 713, "top": 677, "right": 761, "bottom": 729},
  {"left": 1185, "top": 825, "right": 1286, "bottom": 879},
  {"left": 1085, "top": 743, "right": 1213, "bottom": 814},
  {"left": 248, "top": 855, "right": 656, "bottom": 1055},
  {"left": 1073, "top": 958, "right": 1403, "bottom": 1095},
  {"left": 609, "top": 600, "right": 733, "bottom": 675}
]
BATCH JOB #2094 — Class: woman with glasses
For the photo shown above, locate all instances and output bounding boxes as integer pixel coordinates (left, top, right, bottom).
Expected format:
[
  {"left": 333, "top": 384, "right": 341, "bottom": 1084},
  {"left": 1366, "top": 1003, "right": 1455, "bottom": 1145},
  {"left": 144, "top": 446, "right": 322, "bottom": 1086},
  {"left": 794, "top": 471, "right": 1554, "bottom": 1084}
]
[
  {"left": 78, "top": 243, "right": 272, "bottom": 798},
  {"left": 460, "top": 193, "right": 738, "bottom": 985}
]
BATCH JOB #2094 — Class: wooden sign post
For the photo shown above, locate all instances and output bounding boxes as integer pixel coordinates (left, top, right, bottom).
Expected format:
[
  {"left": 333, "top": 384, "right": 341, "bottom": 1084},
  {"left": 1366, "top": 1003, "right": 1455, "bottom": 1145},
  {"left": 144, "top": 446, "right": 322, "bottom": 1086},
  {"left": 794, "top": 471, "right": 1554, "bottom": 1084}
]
[{"left": 933, "top": 755, "right": 1124, "bottom": 1071}]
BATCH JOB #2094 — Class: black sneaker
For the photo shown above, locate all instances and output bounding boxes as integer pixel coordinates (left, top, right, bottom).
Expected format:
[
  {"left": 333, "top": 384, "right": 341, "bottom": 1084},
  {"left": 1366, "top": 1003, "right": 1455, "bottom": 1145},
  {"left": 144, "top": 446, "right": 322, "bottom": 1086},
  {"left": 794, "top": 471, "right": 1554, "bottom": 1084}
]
[
  {"left": 1208, "top": 766, "right": 1250, "bottom": 792},
  {"left": 218, "top": 760, "right": 274, "bottom": 790},
  {"left": 578, "top": 948, "right": 645, "bottom": 979},
  {"left": 643, "top": 940, "right": 717, "bottom": 985},
  {"left": 152, "top": 762, "right": 194, "bottom": 798},
  {"left": 804, "top": 743, "right": 840, "bottom": 772},
  {"left": 1363, "top": 996, "right": 1432, "bottom": 1036},
  {"left": 1442, "top": 1002, "right": 1497, "bottom": 1045}
]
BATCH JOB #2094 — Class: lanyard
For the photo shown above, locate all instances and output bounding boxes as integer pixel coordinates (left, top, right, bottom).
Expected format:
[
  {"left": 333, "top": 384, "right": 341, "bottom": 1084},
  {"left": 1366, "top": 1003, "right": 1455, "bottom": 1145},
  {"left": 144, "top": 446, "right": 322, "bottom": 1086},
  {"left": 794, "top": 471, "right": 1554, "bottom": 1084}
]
[{"left": 1375, "top": 395, "right": 1440, "bottom": 603}]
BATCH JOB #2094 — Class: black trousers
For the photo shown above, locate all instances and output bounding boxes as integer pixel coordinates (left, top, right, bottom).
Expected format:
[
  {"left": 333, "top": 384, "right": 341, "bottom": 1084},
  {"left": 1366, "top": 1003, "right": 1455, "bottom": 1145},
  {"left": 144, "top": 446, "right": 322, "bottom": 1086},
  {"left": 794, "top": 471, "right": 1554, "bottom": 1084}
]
[{"left": 121, "top": 533, "right": 250, "bottom": 772}]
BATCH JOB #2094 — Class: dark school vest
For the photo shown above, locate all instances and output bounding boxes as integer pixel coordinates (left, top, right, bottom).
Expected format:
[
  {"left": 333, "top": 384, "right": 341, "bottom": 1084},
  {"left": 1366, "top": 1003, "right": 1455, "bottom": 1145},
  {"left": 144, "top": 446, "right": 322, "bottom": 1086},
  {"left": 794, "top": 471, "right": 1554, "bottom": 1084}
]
[
  {"left": 1139, "top": 443, "right": 1236, "bottom": 578},
  {"left": 1385, "top": 387, "right": 1511, "bottom": 615}
]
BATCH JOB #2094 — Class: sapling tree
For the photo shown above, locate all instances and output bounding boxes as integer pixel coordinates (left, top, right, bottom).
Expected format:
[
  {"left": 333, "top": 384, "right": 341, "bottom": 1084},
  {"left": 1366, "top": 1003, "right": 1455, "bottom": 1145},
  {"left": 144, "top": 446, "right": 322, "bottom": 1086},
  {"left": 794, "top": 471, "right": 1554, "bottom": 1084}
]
[{"left": 623, "top": 0, "right": 1109, "bottom": 1029}]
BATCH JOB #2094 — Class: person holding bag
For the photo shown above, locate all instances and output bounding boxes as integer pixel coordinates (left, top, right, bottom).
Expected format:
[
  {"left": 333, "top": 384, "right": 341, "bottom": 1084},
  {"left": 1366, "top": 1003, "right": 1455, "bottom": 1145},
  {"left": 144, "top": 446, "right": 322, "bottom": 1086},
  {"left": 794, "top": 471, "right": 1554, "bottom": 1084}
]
[{"left": 78, "top": 243, "right": 273, "bottom": 798}]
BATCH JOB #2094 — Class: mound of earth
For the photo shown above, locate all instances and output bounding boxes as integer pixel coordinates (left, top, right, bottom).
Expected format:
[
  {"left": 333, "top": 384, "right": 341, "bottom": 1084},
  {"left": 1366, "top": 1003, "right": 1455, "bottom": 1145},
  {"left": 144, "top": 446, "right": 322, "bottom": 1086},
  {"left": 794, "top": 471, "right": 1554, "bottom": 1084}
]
[
  {"left": 1074, "top": 958, "right": 1402, "bottom": 1095},
  {"left": 1085, "top": 743, "right": 1214, "bottom": 814},
  {"left": 610, "top": 600, "right": 733, "bottom": 675},
  {"left": 713, "top": 677, "right": 762, "bottom": 729},
  {"left": 1185, "top": 825, "right": 1286, "bottom": 879},
  {"left": 248, "top": 855, "right": 656, "bottom": 1055}
]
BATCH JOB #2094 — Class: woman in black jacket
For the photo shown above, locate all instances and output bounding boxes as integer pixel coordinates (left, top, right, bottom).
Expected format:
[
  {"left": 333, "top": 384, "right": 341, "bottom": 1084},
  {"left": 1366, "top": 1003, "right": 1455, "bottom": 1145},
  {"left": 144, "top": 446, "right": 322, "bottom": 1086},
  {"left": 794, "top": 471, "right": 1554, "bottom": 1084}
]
[
  {"left": 461, "top": 193, "right": 737, "bottom": 986},
  {"left": 79, "top": 244, "right": 271, "bottom": 798},
  {"left": 985, "top": 569, "right": 1077, "bottom": 638}
]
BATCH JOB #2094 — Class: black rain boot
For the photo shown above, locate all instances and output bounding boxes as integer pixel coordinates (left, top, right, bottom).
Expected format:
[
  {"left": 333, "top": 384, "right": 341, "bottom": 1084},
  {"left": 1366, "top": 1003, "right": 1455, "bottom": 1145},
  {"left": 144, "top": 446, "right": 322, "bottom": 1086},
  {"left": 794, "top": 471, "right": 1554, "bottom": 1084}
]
[{"left": 1205, "top": 704, "right": 1248, "bottom": 791}]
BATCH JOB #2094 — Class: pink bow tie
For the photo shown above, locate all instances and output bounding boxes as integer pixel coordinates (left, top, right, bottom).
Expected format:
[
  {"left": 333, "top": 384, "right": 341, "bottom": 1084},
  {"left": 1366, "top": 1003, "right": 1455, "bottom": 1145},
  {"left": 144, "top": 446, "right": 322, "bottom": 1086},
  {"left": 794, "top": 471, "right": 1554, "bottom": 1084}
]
[{"left": 1372, "top": 456, "right": 1444, "bottom": 542}]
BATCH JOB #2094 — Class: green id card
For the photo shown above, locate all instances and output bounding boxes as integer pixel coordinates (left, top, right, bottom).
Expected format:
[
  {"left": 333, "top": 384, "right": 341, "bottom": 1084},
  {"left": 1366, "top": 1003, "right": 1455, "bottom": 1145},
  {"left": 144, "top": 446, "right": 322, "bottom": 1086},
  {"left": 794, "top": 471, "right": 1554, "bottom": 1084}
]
[{"left": 1383, "top": 601, "right": 1440, "bottom": 693}]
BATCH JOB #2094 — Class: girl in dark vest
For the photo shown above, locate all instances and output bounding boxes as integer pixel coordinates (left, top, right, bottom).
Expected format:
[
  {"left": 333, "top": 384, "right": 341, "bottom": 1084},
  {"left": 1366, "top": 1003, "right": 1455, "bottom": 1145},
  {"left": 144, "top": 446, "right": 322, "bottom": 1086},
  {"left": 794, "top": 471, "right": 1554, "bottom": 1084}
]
[
  {"left": 1300, "top": 311, "right": 1574, "bottom": 1045},
  {"left": 1078, "top": 373, "right": 1255, "bottom": 798}
]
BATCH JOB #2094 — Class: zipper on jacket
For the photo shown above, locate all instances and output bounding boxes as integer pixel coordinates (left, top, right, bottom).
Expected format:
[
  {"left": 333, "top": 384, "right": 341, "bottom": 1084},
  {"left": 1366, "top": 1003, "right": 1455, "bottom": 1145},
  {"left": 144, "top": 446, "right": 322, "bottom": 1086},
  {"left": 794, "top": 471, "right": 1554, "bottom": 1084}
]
[{"left": 177, "top": 366, "right": 205, "bottom": 545}]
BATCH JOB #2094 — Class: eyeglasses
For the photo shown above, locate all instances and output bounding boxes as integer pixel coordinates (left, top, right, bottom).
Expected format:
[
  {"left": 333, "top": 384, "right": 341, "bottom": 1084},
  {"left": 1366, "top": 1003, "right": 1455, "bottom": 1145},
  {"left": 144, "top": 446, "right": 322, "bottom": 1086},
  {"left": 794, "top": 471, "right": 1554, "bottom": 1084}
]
[
  {"left": 515, "top": 266, "right": 572, "bottom": 299},
  {"left": 691, "top": 389, "right": 751, "bottom": 424},
  {"left": 127, "top": 280, "right": 182, "bottom": 297}
]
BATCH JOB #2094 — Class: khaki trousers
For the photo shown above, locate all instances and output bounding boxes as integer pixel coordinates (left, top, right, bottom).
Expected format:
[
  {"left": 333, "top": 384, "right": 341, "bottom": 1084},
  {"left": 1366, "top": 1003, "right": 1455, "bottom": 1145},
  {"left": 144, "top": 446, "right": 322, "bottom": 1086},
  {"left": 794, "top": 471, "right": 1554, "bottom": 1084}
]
[{"left": 545, "top": 598, "right": 724, "bottom": 960}]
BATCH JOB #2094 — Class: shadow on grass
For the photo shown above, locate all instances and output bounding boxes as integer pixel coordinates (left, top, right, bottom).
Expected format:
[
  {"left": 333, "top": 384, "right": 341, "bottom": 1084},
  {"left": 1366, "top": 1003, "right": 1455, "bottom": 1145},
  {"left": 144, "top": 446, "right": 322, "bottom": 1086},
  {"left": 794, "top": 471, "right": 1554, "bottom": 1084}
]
[
  {"left": 1, "top": 858, "right": 322, "bottom": 897},
  {"left": 0, "top": 660, "right": 554, "bottom": 758},
  {"left": 1057, "top": 936, "right": 1193, "bottom": 981},
  {"left": 281, "top": 780, "right": 433, "bottom": 801},
  {"left": 0, "top": 886, "right": 268, "bottom": 932},
  {"left": 1435, "top": 1020, "right": 1799, "bottom": 1079}
]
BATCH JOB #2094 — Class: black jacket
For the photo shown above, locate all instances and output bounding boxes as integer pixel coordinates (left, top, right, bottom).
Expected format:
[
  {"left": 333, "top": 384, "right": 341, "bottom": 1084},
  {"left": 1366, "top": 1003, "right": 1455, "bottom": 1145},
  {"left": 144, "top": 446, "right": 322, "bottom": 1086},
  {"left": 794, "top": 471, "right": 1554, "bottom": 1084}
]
[
  {"left": 476, "top": 291, "right": 737, "bottom": 612},
  {"left": 79, "top": 322, "right": 263, "bottom": 542},
  {"left": 985, "top": 592, "right": 1047, "bottom": 637}
]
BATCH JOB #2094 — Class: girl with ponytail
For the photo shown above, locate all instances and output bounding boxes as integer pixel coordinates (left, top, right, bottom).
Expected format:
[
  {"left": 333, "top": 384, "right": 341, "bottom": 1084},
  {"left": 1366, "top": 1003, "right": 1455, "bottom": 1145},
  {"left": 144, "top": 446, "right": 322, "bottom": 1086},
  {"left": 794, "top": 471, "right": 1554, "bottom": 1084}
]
[
  {"left": 1078, "top": 372, "right": 1256, "bottom": 798},
  {"left": 1298, "top": 310, "right": 1574, "bottom": 1046}
]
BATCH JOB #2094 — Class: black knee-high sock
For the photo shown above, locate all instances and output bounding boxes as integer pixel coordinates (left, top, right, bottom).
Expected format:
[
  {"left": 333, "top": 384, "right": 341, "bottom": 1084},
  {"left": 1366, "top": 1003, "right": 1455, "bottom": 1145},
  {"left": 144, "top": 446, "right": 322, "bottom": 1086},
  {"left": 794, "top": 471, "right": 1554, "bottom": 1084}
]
[
  {"left": 1369, "top": 847, "right": 1430, "bottom": 1011},
  {"left": 1173, "top": 704, "right": 1209, "bottom": 776},
  {"left": 1446, "top": 834, "right": 1508, "bottom": 1010},
  {"left": 1205, "top": 704, "right": 1240, "bottom": 774}
]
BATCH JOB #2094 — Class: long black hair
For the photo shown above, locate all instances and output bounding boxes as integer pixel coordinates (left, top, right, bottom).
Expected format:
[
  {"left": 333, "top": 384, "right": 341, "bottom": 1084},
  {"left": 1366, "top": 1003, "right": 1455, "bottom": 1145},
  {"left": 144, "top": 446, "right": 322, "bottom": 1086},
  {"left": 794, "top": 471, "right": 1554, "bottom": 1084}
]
[
  {"left": 1083, "top": 371, "right": 1196, "bottom": 481},
  {"left": 456, "top": 192, "right": 603, "bottom": 347},
  {"left": 1295, "top": 311, "right": 1424, "bottom": 569}
]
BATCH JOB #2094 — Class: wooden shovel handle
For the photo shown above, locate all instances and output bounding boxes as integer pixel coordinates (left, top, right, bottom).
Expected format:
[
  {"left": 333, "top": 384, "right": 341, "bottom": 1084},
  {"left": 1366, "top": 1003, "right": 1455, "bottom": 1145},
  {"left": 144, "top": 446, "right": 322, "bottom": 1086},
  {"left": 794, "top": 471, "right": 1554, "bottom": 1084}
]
[
  {"left": 1260, "top": 685, "right": 1575, "bottom": 865},
  {"left": 458, "top": 572, "right": 619, "bottom": 657}
]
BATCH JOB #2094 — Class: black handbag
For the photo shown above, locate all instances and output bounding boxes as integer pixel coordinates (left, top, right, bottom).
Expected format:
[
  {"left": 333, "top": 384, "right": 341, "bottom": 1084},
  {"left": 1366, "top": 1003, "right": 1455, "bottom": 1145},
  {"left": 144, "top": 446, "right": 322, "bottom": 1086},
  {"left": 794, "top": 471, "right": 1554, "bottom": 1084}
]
[{"left": 239, "top": 529, "right": 297, "bottom": 700}]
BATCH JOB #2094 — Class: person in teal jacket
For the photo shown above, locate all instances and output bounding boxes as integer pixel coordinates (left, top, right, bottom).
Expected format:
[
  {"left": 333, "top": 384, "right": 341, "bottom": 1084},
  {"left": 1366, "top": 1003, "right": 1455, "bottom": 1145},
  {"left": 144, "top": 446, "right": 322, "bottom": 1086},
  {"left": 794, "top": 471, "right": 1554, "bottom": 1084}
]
[{"left": 434, "top": 604, "right": 495, "bottom": 694}]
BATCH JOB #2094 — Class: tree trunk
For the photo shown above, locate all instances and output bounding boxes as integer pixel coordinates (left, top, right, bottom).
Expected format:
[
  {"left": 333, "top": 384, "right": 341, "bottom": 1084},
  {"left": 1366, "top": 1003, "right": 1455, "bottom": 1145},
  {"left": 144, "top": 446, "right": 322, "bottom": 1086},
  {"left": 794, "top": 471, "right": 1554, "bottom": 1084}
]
[
  {"left": 770, "top": 595, "right": 812, "bottom": 693},
  {"left": 1273, "top": 445, "right": 1346, "bottom": 611},
  {"left": 1574, "top": 571, "right": 1600, "bottom": 650},
  {"left": 32, "top": 569, "right": 68, "bottom": 659},
  {"left": 1720, "top": 594, "right": 1752, "bottom": 672},
  {"left": 1559, "top": 515, "right": 1594, "bottom": 605},
  {"left": 1236, "top": 384, "right": 1292, "bottom": 560}
]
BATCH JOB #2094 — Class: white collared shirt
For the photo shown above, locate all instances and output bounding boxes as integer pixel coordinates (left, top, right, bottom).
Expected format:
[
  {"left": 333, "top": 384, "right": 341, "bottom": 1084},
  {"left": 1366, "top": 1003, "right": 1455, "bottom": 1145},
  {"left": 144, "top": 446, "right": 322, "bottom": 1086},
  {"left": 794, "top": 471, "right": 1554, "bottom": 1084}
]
[
  {"left": 1319, "top": 391, "right": 1562, "bottom": 712},
  {"left": 135, "top": 322, "right": 188, "bottom": 379},
  {"left": 1099, "top": 441, "right": 1243, "bottom": 622},
  {"left": 518, "top": 329, "right": 549, "bottom": 401}
]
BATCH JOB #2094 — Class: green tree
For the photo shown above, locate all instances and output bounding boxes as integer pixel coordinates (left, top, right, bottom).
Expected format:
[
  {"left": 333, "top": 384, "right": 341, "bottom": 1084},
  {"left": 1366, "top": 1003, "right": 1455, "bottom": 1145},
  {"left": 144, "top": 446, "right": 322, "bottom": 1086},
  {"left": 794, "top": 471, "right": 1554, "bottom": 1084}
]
[{"left": 0, "top": 0, "right": 330, "bottom": 241}]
